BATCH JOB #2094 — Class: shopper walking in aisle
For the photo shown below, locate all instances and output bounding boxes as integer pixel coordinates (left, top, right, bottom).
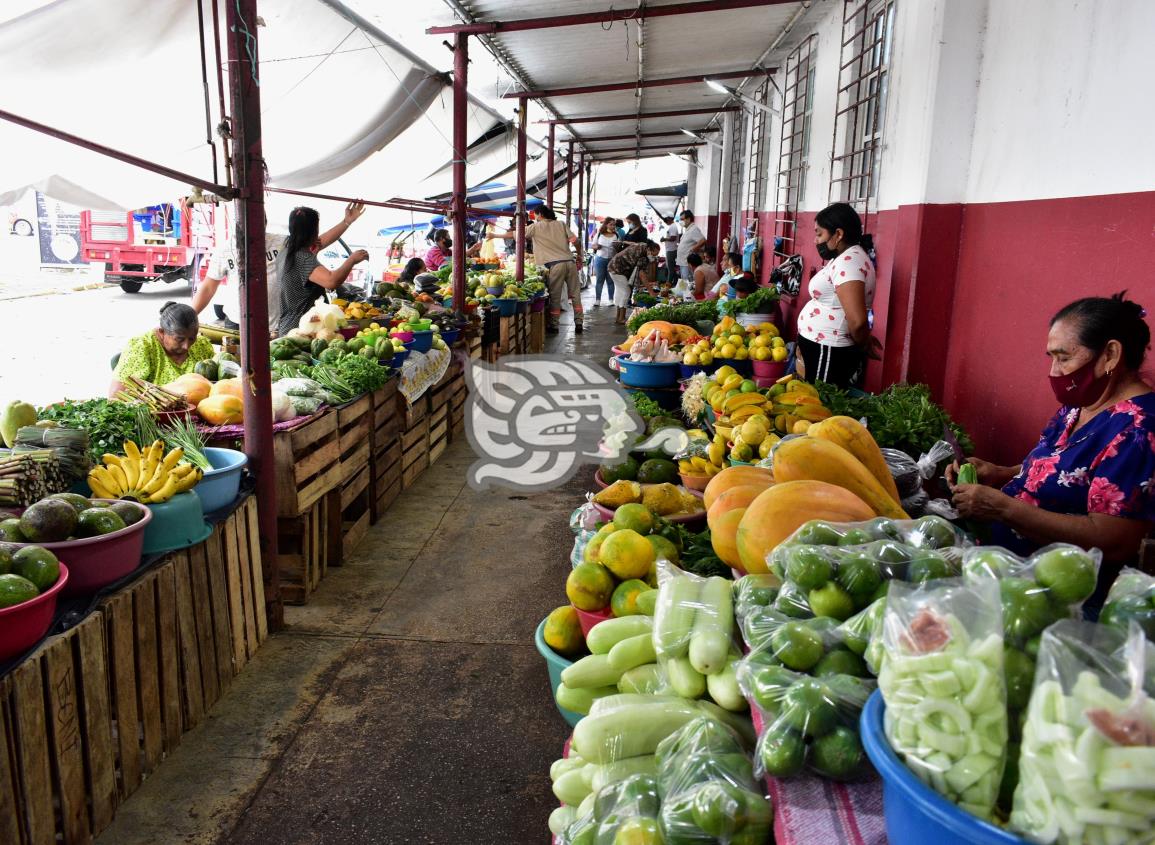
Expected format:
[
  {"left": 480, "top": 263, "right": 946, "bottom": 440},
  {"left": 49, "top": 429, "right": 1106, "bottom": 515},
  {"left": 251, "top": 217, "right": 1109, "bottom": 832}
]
[
  {"left": 676, "top": 210, "right": 707, "bottom": 284},
  {"left": 608, "top": 240, "right": 661, "bottom": 324},
  {"left": 591, "top": 218, "right": 618, "bottom": 306},
  {"left": 661, "top": 215, "right": 680, "bottom": 282},
  {"left": 796, "top": 202, "right": 880, "bottom": 388},
  {"left": 493, "top": 207, "right": 582, "bottom": 334}
]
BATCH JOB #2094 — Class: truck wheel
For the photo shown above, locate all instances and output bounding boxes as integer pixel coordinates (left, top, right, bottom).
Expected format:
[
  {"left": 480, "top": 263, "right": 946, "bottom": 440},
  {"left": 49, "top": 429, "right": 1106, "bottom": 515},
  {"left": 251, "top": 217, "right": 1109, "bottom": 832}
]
[{"left": 119, "top": 280, "right": 143, "bottom": 294}]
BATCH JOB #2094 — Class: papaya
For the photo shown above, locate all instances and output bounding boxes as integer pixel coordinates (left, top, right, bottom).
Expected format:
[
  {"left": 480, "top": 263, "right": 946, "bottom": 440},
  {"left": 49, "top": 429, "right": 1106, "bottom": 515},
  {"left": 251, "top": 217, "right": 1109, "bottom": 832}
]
[
  {"left": 197, "top": 395, "right": 244, "bottom": 425},
  {"left": 710, "top": 507, "right": 747, "bottom": 570},
  {"left": 806, "top": 415, "right": 901, "bottom": 503},
  {"left": 210, "top": 378, "right": 244, "bottom": 400},
  {"left": 164, "top": 373, "right": 212, "bottom": 405},
  {"left": 702, "top": 466, "right": 774, "bottom": 511},
  {"left": 772, "top": 436, "right": 908, "bottom": 519},
  {"left": 735, "top": 481, "right": 875, "bottom": 574},
  {"left": 707, "top": 485, "right": 771, "bottom": 533}
]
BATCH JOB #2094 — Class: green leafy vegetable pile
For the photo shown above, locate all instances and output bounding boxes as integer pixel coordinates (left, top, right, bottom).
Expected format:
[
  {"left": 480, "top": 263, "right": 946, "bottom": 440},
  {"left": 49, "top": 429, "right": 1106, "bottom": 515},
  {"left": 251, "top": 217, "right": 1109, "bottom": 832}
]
[
  {"left": 38, "top": 398, "right": 140, "bottom": 463},
  {"left": 631, "top": 392, "right": 664, "bottom": 420},
  {"left": 309, "top": 355, "right": 391, "bottom": 404},
  {"left": 627, "top": 301, "right": 718, "bottom": 334},
  {"left": 719, "top": 286, "right": 779, "bottom": 316},
  {"left": 674, "top": 525, "right": 733, "bottom": 579},
  {"left": 816, "top": 382, "right": 974, "bottom": 459}
]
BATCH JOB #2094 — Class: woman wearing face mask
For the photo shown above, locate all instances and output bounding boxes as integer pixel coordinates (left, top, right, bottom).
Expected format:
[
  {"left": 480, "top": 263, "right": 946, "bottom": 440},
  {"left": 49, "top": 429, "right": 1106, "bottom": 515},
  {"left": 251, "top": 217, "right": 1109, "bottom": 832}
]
[
  {"left": 950, "top": 292, "right": 1155, "bottom": 604},
  {"left": 796, "top": 202, "right": 880, "bottom": 387},
  {"left": 622, "top": 213, "right": 648, "bottom": 244}
]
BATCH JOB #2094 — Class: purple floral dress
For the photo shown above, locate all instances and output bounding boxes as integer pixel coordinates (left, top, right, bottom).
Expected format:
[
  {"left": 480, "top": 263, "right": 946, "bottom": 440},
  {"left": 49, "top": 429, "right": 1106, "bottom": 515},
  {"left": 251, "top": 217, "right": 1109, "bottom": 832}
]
[{"left": 993, "top": 393, "right": 1155, "bottom": 556}]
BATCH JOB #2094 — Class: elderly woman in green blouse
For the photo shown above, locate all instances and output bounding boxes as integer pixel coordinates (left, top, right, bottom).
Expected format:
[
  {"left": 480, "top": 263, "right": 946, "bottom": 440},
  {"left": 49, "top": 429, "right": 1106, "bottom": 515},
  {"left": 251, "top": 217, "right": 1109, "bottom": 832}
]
[{"left": 109, "top": 302, "right": 215, "bottom": 397}]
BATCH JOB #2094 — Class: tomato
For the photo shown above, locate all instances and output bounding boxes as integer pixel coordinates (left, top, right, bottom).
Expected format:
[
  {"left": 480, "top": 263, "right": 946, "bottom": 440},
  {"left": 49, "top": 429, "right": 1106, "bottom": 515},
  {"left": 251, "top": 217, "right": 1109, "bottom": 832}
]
[
  {"left": 814, "top": 648, "right": 868, "bottom": 678},
  {"left": 746, "top": 664, "right": 797, "bottom": 713},
  {"left": 793, "top": 519, "right": 844, "bottom": 546},
  {"left": 837, "top": 553, "right": 883, "bottom": 598},
  {"left": 837, "top": 527, "right": 874, "bottom": 547},
  {"left": 759, "top": 727, "right": 806, "bottom": 777},
  {"left": 964, "top": 548, "right": 1019, "bottom": 580},
  {"left": 774, "top": 582, "right": 815, "bottom": 619},
  {"left": 810, "top": 726, "right": 865, "bottom": 781},
  {"left": 1100, "top": 594, "right": 1155, "bottom": 640},
  {"left": 771, "top": 621, "right": 825, "bottom": 671},
  {"left": 909, "top": 515, "right": 959, "bottom": 550},
  {"left": 1004, "top": 646, "right": 1036, "bottom": 711},
  {"left": 1033, "top": 546, "right": 1097, "bottom": 605},
  {"left": 780, "top": 678, "right": 837, "bottom": 736},
  {"left": 785, "top": 545, "right": 834, "bottom": 591},
  {"left": 865, "top": 517, "right": 903, "bottom": 540},
  {"left": 808, "top": 582, "right": 856, "bottom": 621},
  {"left": 866, "top": 539, "right": 912, "bottom": 564},
  {"left": 907, "top": 550, "right": 954, "bottom": 583},
  {"left": 1000, "top": 577, "right": 1056, "bottom": 644}
]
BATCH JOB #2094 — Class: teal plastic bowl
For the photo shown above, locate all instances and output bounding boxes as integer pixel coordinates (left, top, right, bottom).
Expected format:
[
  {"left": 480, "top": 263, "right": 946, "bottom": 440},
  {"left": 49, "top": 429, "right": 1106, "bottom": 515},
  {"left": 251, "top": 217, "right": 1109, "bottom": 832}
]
[
  {"left": 195, "top": 447, "right": 247, "bottom": 514},
  {"left": 142, "top": 491, "right": 212, "bottom": 555},
  {"left": 861, "top": 692, "right": 1028, "bottom": 845},
  {"left": 535, "top": 617, "right": 583, "bottom": 727}
]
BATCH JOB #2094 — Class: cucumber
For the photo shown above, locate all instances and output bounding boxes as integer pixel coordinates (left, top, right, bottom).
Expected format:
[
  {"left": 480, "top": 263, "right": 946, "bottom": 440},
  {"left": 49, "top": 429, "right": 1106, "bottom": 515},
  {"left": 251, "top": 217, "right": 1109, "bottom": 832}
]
[
  {"left": 667, "top": 655, "right": 707, "bottom": 699},
  {"left": 575, "top": 792, "right": 596, "bottom": 820},
  {"left": 552, "top": 765, "right": 594, "bottom": 805},
  {"left": 572, "top": 697, "right": 702, "bottom": 763},
  {"left": 589, "top": 755, "right": 659, "bottom": 792},
  {"left": 706, "top": 657, "right": 747, "bottom": 712},
  {"left": 636, "top": 589, "right": 658, "bottom": 616},
  {"left": 689, "top": 576, "right": 735, "bottom": 675},
  {"left": 551, "top": 756, "right": 586, "bottom": 782},
  {"left": 561, "top": 654, "right": 626, "bottom": 689},
  {"left": 607, "top": 633, "right": 658, "bottom": 672},
  {"left": 556, "top": 682, "right": 619, "bottom": 715},
  {"left": 586, "top": 615, "right": 654, "bottom": 655},
  {"left": 548, "top": 806, "right": 576, "bottom": 836},
  {"left": 655, "top": 576, "right": 700, "bottom": 658},
  {"left": 618, "top": 663, "right": 670, "bottom": 695}
]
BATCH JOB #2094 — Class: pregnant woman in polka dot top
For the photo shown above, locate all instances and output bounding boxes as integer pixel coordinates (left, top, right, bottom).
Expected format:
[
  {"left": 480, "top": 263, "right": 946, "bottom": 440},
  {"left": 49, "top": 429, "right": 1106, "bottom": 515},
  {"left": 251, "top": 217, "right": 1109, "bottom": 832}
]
[{"left": 796, "top": 202, "right": 881, "bottom": 388}]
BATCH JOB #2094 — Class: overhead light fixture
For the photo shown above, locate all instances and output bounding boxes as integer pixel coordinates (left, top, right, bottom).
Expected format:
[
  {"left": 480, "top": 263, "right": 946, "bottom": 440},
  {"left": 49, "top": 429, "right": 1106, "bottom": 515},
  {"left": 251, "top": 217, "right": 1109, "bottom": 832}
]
[
  {"left": 704, "top": 79, "right": 779, "bottom": 116},
  {"left": 680, "top": 128, "right": 724, "bottom": 150},
  {"left": 667, "top": 152, "right": 702, "bottom": 170}
]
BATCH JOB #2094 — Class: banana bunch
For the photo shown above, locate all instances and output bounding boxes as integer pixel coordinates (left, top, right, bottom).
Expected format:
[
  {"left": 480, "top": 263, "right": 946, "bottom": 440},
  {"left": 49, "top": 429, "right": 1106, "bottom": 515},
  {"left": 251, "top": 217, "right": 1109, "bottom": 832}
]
[
  {"left": 766, "top": 375, "right": 833, "bottom": 434},
  {"left": 677, "top": 455, "right": 724, "bottom": 478},
  {"left": 88, "top": 440, "right": 202, "bottom": 504}
]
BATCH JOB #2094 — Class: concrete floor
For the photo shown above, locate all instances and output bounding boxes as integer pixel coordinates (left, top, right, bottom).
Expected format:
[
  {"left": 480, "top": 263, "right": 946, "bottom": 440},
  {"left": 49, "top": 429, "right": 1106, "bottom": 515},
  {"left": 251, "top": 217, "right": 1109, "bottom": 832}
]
[{"left": 97, "top": 291, "right": 620, "bottom": 845}]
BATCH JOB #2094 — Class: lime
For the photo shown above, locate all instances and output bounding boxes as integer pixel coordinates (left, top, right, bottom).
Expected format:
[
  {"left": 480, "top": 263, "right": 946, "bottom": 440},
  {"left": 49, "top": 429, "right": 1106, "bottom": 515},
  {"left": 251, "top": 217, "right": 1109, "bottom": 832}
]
[
  {"left": 837, "top": 554, "right": 882, "bottom": 598},
  {"left": 0, "top": 573, "right": 39, "bottom": 608},
  {"left": 824, "top": 673, "right": 873, "bottom": 710},
  {"left": 614, "top": 502, "right": 655, "bottom": 535},
  {"left": 866, "top": 540, "right": 911, "bottom": 564},
  {"left": 808, "top": 582, "right": 855, "bottom": 620},
  {"left": 837, "top": 527, "right": 874, "bottom": 547},
  {"left": 1004, "top": 647, "right": 1035, "bottom": 711},
  {"left": 780, "top": 678, "right": 837, "bottom": 736},
  {"left": 759, "top": 728, "right": 806, "bottom": 777},
  {"left": 909, "top": 515, "right": 958, "bottom": 550},
  {"left": 793, "top": 520, "right": 844, "bottom": 546},
  {"left": 611, "top": 579, "right": 651, "bottom": 617},
  {"left": 690, "top": 781, "right": 744, "bottom": 837},
  {"left": 964, "top": 548, "right": 1019, "bottom": 580},
  {"left": 866, "top": 518, "right": 903, "bottom": 540},
  {"left": 771, "top": 621, "right": 824, "bottom": 671},
  {"left": 746, "top": 664, "right": 797, "bottom": 712},
  {"left": 1033, "top": 546, "right": 1097, "bottom": 605},
  {"left": 11, "top": 547, "right": 60, "bottom": 592},
  {"left": 646, "top": 534, "right": 679, "bottom": 564},
  {"left": 773, "top": 583, "right": 813, "bottom": 619},
  {"left": 785, "top": 546, "right": 833, "bottom": 591},
  {"left": 814, "top": 648, "right": 868, "bottom": 678},
  {"left": 1100, "top": 594, "right": 1155, "bottom": 640},
  {"left": 1000, "top": 577, "right": 1056, "bottom": 644},
  {"left": 907, "top": 550, "right": 953, "bottom": 583},
  {"left": 810, "top": 727, "right": 865, "bottom": 781}
]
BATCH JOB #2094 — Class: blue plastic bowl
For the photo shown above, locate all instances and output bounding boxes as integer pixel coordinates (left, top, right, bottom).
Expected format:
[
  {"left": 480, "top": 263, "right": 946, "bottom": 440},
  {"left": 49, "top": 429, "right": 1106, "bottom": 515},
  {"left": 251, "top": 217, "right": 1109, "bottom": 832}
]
[
  {"left": 408, "top": 330, "right": 434, "bottom": 353},
  {"left": 195, "top": 447, "right": 248, "bottom": 514},
  {"left": 616, "top": 354, "right": 680, "bottom": 389},
  {"left": 390, "top": 348, "right": 411, "bottom": 367},
  {"left": 440, "top": 328, "right": 461, "bottom": 345},
  {"left": 860, "top": 692, "right": 1028, "bottom": 845},
  {"left": 494, "top": 297, "right": 519, "bottom": 317},
  {"left": 534, "top": 617, "right": 583, "bottom": 727},
  {"left": 486, "top": 285, "right": 504, "bottom": 296}
]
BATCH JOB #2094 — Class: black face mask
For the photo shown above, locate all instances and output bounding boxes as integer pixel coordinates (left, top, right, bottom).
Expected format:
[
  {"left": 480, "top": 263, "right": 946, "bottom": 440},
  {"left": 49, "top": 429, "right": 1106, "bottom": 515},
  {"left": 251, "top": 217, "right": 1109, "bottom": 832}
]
[
  {"left": 816, "top": 239, "right": 838, "bottom": 261},
  {"left": 442, "top": 240, "right": 453, "bottom": 251}
]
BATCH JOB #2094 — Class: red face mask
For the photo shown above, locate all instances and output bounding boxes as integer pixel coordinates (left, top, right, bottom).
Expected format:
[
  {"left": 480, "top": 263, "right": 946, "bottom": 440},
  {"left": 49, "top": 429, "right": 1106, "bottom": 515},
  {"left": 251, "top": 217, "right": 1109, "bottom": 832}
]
[{"left": 1049, "top": 354, "right": 1109, "bottom": 407}]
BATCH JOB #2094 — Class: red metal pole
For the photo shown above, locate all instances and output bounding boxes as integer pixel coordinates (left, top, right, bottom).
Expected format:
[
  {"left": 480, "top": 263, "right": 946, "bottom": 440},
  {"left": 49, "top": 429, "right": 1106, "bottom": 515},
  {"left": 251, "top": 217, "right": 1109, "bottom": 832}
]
[
  {"left": 452, "top": 33, "right": 468, "bottom": 313},
  {"left": 565, "top": 143, "right": 573, "bottom": 222},
  {"left": 577, "top": 151, "right": 586, "bottom": 258},
  {"left": 225, "top": 0, "right": 280, "bottom": 628},
  {"left": 515, "top": 98, "right": 527, "bottom": 283},
  {"left": 546, "top": 123, "right": 556, "bottom": 207}
]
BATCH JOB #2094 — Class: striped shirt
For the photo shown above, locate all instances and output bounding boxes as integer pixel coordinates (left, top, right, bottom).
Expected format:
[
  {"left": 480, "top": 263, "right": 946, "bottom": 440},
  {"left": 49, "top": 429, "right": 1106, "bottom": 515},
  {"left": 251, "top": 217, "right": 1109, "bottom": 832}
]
[{"left": 276, "top": 248, "right": 322, "bottom": 336}]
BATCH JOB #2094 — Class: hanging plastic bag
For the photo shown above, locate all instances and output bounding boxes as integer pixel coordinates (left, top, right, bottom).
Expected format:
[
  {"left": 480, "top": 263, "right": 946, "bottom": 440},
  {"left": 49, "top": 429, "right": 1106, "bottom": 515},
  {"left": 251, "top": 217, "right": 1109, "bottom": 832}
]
[
  {"left": 881, "top": 447, "right": 922, "bottom": 498},
  {"left": 916, "top": 439, "right": 956, "bottom": 480},
  {"left": 1100, "top": 568, "right": 1155, "bottom": 641},
  {"left": 655, "top": 716, "right": 773, "bottom": 844},
  {"left": 878, "top": 577, "right": 1008, "bottom": 821},
  {"left": 1009, "top": 620, "right": 1155, "bottom": 845}
]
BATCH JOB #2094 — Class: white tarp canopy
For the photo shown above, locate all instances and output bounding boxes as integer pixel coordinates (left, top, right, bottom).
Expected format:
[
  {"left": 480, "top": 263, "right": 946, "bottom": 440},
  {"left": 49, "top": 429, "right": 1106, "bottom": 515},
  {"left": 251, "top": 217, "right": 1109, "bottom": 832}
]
[{"left": 0, "top": 0, "right": 549, "bottom": 219}]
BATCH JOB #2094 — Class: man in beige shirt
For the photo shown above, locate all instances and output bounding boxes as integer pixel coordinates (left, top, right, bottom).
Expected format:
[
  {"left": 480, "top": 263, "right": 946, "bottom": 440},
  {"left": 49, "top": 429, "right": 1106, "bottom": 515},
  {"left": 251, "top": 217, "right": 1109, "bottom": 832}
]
[{"left": 494, "top": 207, "right": 581, "bottom": 334}]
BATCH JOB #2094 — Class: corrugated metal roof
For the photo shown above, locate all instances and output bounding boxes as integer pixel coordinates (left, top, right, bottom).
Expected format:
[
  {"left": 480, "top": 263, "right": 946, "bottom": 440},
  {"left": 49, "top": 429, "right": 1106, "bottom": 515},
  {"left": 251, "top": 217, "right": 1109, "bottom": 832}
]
[{"left": 433, "top": 1, "right": 809, "bottom": 161}]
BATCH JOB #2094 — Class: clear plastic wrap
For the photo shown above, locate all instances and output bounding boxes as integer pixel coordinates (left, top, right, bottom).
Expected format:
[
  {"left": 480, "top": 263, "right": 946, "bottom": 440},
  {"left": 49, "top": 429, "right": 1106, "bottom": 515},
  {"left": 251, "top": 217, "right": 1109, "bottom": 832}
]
[
  {"left": 1100, "top": 568, "right": 1155, "bottom": 641},
  {"left": 655, "top": 716, "right": 772, "bottom": 844},
  {"left": 732, "top": 574, "right": 780, "bottom": 628},
  {"left": 591, "top": 773, "right": 663, "bottom": 845},
  {"left": 653, "top": 564, "right": 738, "bottom": 701},
  {"left": 881, "top": 447, "right": 922, "bottom": 498},
  {"left": 916, "top": 439, "right": 957, "bottom": 480},
  {"left": 1010, "top": 620, "right": 1155, "bottom": 845},
  {"left": 878, "top": 577, "right": 1008, "bottom": 821}
]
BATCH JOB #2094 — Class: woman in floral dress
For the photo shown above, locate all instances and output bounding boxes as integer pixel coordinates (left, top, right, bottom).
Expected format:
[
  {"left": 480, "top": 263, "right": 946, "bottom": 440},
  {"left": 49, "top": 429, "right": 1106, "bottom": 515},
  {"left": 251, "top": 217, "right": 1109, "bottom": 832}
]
[{"left": 950, "top": 292, "right": 1154, "bottom": 604}]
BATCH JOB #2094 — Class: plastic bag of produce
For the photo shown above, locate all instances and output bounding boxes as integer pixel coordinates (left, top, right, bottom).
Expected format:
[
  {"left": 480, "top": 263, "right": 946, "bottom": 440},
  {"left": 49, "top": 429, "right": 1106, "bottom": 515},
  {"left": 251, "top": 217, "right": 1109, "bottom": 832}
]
[
  {"left": 1100, "top": 568, "right": 1155, "bottom": 641},
  {"left": 590, "top": 773, "right": 662, "bottom": 845},
  {"left": 900, "top": 488, "right": 930, "bottom": 517},
  {"left": 881, "top": 447, "right": 922, "bottom": 498},
  {"left": 878, "top": 577, "right": 1008, "bottom": 821},
  {"left": 1010, "top": 619, "right": 1155, "bottom": 845},
  {"left": 653, "top": 565, "right": 738, "bottom": 700},
  {"left": 732, "top": 574, "right": 780, "bottom": 627},
  {"left": 916, "top": 439, "right": 956, "bottom": 480},
  {"left": 655, "top": 716, "right": 772, "bottom": 844}
]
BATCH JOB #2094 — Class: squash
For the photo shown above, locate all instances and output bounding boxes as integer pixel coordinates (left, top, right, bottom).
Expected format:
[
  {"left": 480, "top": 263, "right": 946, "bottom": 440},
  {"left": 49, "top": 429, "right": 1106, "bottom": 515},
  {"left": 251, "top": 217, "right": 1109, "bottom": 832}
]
[
  {"left": 735, "top": 480, "right": 875, "bottom": 574},
  {"left": 702, "top": 466, "right": 774, "bottom": 511},
  {"left": 164, "top": 373, "right": 212, "bottom": 405},
  {"left": 772, "top": 436, "right": 908, "bottom": 519},
  {"left": 806, "top": 415, "right": 901, "bottom": 503},
  {"left": 197, "top": 395, "right": 244, "bottom": 425},
  {"left": 210, "top": 378, "right": 244, "bottom": 400}
]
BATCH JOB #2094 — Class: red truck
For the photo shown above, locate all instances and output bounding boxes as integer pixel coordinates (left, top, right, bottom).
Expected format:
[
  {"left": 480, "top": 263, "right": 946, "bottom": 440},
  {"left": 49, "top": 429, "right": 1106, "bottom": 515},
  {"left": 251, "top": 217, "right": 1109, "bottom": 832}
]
[{"left": 79, "top": 200, "right": 215, "bottom": 293}]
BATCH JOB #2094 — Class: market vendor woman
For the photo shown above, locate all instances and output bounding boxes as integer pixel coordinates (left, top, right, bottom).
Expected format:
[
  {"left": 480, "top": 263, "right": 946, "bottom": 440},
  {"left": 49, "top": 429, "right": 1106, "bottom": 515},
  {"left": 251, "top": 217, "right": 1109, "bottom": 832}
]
[
  {"left": 951, "top": 293, "right": 1155, "bottom": 601},
  {"left": 110, "top": 302, "right": 214, "bottom": 397}
]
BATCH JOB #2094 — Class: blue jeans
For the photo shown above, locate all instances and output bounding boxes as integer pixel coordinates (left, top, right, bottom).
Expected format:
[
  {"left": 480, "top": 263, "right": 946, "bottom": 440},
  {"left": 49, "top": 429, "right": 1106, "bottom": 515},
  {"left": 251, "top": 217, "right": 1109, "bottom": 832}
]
[{"left": 592, "top": 256, "right": 614, "bottom": 301}]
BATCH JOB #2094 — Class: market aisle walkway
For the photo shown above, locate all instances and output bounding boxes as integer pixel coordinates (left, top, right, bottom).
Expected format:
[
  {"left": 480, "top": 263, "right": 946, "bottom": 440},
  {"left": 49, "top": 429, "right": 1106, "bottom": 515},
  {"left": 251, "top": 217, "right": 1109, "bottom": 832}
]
[{"left": 96, "top": 294, "right": 618, "bottom": 845}]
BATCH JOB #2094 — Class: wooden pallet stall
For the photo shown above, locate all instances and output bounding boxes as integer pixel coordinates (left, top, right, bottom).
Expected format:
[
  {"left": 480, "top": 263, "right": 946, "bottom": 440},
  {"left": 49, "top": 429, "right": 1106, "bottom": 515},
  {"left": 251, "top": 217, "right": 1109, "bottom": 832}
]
[
  {"left": 369, "top": 380, "right": 401, "bottom": 522},
  {"left": 328, "top": 396, "right": 373, "bottom": 566},
  {"left": 272, "top": 411, "right": 342, "bottom": 518},
  {"left": 450, "top": 369, "right": 468, "bottom": 440},
  {"left": 373, "top": 439, "right": 403, "bottom": 517},
  {"left": 276, "top": 497, "right": 328, "bottom": 605},
  {"left": 400, "top": 418, "right": 429, "bottom": 490},
  {"left": 529, "top": 309, "right": 545, "bottom": 353},
  {"left": 468, "top": 335, "right": 482, "bottom": 360}
]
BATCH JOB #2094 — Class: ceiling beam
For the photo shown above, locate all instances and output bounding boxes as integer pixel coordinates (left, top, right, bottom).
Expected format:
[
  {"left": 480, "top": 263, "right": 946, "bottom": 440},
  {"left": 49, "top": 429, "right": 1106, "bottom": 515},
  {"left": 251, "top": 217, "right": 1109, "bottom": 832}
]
[
  {"left": 562, "top": 129, "right": 719, "bottom": 143},
  {"left": 428, "top": 0, "right": 800, "bottom": 35},
  {"left": 545, "top": 106, "right": 739, "bottom": 126},
  {"left": 589, "top": 152, "right": 689, "bottom": 164},
  {"left": 582, "top": 142, "right": 704, "bottom": 154},
  {"left": 501, "top": 68, "right": 775, "bottom": 100}
]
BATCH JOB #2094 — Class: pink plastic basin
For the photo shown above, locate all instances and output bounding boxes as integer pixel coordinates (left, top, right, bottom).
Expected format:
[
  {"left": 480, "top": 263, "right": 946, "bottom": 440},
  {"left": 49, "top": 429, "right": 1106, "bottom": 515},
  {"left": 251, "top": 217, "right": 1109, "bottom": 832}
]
[
  {"left": 575, "top": 605, "right": 614, "bottom": 638},
  {"left": 390, "top": 330, "right": 415, "bottom": 342},
  {"left": 10, "top": 500, "right": 152, "bottom": 596},
  {"left": 0, "top": 562, "right": 69, "bottom": 662},
  {"left": 752, "top": 359, "right": 787, "bottom": 380}
]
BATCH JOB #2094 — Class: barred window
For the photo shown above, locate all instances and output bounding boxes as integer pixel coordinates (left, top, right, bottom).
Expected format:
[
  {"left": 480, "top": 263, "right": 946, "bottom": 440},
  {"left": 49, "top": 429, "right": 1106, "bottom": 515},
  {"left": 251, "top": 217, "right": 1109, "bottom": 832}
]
[{"left": 772, "top": 33, "right": 817, "bottom": 265}]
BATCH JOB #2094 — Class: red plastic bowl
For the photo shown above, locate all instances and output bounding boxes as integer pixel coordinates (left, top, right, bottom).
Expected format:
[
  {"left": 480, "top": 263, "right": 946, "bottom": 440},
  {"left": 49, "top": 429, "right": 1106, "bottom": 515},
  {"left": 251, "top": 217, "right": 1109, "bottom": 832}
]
[
  {"left": 9, "top": 500, "right": 152, "bottom": 596},
  {"left": 0, "top": 562, "right": 69, "bottom": 662},
  {"left": 575, "top": 605, "right": 614, "bottom": 638},
  {"left": 155, "top": 403, "right": 196, "bottom": 427},
  {"left": 591, "top": 489, "right": 706, "bottom": 526},
  {"left": 752, "top": 359, "right": 787, "bottom": 380}
]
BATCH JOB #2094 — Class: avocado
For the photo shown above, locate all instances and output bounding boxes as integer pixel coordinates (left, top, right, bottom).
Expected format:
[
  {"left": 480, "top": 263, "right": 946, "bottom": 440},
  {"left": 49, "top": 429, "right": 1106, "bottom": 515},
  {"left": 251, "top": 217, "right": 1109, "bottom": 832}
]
[
  {"left": 646, "top": 416, "right": 684, "bottom": 436},
  {"left": 0, "top": 545, "right": 11, "bottom": 575},
  {"left": 636, "top": 459, "right": 678, "bottom": 485},
  {"left": 0, "top": 509, "right": 18, "bottom": 521},
  {"left": 0, "top": 574, "right": 38, "bottom": 608},
  {"left": 18, "top": 498, "right": 78, "bottom": 543},
  {"left": 108, "top": 501, "right": 144, "bottom": 527},
  {"left": 11, "top": 546, "right": 60, "bottom": 591},
  {"left": 601, "top": 456, "right": 640, "bottom": 484},
  {"left": 75, "top": 508, "right": 127, "bottom": 538},
  {"left": 46, "top": 492, "right": 91, "bottom": 515},
  {"left": 0, "top": 518, "right": 27, "bottom": 542}
]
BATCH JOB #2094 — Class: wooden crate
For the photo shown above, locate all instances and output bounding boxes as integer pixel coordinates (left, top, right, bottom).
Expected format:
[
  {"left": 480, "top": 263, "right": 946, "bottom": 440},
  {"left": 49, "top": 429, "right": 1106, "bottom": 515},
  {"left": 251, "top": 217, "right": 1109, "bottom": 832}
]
[
  {"left": 370, "top": 380, "right": 401, "bottom": 459},
  {"left": 401, "top": 418, "right": 429, "bottom": 490},
  {"left": 372, "top": 440, "right": 403, "bottom": 519},
  {"left": 529, "top": 310, "right": 545, "bottom": 352},
  {"left": 330, "top": 462, "right": 371, "bottom": 563},
  {"left": 276, "top": 498, "right": 328, "bottom": 605},
  {"left": 468, "top": 335, "right": 482, "bottom": 360},
  {"left": 336, "top": 395, "right": 372, "bottom": 478},
  {"left": 273, "top": 410, "right": 342, "bottom": 517}
]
